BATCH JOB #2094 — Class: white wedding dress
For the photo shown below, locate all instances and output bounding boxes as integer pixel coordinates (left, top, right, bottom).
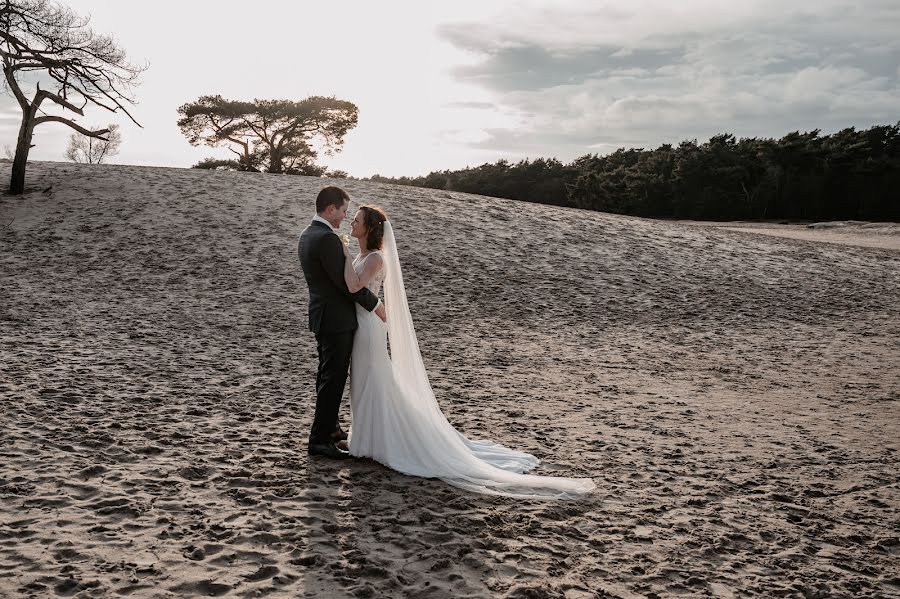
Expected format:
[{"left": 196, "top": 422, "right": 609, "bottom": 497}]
[{"left": 348, "top": 223, "right": 595, "bottom": 500}]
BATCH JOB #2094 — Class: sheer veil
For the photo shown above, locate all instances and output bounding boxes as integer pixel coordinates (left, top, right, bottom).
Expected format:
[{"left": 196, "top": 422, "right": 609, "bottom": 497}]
[
  {"left": 381, "top": 222, "right": 437, "bottom": 407},
  {"left": 379, "top": 222, "right": 595, "bottom": 499}
]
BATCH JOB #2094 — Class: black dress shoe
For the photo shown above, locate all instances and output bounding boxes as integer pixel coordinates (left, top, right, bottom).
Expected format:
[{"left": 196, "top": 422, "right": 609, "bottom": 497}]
[
  {"left": 308, "top": 442, "right": 351, "bottom": 460},
  {"left": 331, "top": 429, "right": 349, "bottom": 442}
]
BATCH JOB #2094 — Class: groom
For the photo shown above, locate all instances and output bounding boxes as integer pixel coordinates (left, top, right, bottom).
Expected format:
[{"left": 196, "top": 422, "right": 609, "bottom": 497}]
[{"left": 299, "top": 186, "right": 387, "bottom": 459}]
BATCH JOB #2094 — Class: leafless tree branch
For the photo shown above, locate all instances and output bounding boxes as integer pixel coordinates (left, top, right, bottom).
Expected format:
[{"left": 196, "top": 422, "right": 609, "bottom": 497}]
[
  {"left": 34, "top": 114, "right": 108, "bottom": 137},
  {"left": 2, "top": 0, "right": 145, "bottom": 192}
]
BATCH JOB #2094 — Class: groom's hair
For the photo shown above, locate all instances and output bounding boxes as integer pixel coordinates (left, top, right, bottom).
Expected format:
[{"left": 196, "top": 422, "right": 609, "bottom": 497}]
[{"left": 316, "top": 186, "right": 350, "bottom": 213}]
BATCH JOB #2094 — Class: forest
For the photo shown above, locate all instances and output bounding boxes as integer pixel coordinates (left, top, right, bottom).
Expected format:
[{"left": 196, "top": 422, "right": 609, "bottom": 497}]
[{"left": 369, "top": 124, "right": 900, "bottom": 221}]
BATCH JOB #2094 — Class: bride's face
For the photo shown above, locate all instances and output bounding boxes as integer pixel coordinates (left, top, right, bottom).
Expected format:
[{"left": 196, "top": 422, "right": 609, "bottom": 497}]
[{"left": 349, "top": 210, "right": 365, "bottom": 239}]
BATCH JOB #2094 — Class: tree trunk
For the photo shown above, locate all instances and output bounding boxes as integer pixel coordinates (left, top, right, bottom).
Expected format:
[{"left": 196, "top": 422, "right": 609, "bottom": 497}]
[
  {"left": 268, "top": 155, "right": 283, "bottom": 174},
  {"left": 267, "top": 143, "right": 283, "bottom": 174},
  {"left": 235, "top": 141, "right": 254, "bottom": 171},
  {"left": 9, "top": 111, "right": 36, "bottom": 195}
]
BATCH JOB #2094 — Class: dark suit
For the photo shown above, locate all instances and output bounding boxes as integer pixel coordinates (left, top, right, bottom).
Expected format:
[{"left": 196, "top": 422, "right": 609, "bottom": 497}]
[{"left": 298, "top": 220, "right": 379, "bottom": 445}]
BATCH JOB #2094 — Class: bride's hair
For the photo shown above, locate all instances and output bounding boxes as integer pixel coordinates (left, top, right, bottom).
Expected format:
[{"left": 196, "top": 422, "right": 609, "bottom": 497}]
[{"left": 359, "top": 205, "right": 388, "bottom": 250}]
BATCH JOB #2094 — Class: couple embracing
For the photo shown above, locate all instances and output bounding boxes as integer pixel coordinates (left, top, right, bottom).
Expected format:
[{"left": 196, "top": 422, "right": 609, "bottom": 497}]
[{"left": 299, "top": 186, "right": 594, "bottom": 499}]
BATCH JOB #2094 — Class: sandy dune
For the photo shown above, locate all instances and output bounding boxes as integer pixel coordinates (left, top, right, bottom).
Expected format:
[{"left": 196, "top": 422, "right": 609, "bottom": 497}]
[
  {"left": 1, "top": 162, "right": 899, "bottom": 598},
  {"left": 689, "top": 221, "right": 900, "bottom": 252}
]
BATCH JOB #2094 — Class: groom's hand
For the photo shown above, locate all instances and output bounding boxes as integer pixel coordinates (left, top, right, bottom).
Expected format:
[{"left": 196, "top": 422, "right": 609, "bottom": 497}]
[{"left": 375, "top": 304, "right": 387, "bottom": 323}]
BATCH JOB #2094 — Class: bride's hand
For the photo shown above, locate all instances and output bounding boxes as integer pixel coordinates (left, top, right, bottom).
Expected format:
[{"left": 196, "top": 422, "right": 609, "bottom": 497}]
[{"left": 341, "top": 240, "right": 351, "bottom": 257}]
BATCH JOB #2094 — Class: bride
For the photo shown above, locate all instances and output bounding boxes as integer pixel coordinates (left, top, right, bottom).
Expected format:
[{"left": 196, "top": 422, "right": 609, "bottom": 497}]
[{"left": 339, "top": 205, "right": 595, "bottom": 500}]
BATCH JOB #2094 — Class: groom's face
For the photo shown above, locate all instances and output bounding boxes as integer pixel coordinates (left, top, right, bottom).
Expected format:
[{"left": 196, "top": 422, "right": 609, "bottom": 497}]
[
  {"left": 337, "top": 200, "right": 350, "bottom": 225},
  {"left": 326, "top": 199, "right": 350, "bottom": 228}
]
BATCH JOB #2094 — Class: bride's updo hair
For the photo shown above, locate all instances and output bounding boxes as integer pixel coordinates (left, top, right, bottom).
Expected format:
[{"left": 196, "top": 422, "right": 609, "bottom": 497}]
[{"left": 360, "top": 205, "right": 388, "bottom": 250}]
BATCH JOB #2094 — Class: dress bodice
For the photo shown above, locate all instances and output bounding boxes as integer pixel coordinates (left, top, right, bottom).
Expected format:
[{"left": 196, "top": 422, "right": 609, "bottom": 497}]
[{"left": 353, "top": 250, "right": 385, "bottom": 297}]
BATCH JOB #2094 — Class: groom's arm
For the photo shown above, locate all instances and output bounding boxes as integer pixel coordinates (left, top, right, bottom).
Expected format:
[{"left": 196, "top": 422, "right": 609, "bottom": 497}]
[{"left": 319, "top": 233, "right": 380, "bottom": 312}]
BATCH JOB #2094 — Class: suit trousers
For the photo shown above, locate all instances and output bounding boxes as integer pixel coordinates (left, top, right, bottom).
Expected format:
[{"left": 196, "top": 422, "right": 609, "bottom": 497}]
[{"left": 310, "top": 330, "right": 354, "bottom": 445}]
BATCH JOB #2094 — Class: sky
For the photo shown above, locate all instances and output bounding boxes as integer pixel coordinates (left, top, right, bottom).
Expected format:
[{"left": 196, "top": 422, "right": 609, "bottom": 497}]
[{"left": 2, "top": 0, "right": 899, "bottom": 177}]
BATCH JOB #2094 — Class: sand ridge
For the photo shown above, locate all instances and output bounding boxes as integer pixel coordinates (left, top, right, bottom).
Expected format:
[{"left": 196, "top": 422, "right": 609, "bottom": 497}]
[
  {"left": 687, "top": 220, "right": 900, "bottom": 252},
  {"left": 1, "top": 162, "right": 899, "bottom": 598}
]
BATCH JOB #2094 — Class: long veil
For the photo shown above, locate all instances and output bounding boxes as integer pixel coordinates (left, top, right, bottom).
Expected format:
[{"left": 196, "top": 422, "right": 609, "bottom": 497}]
[{"left": 380, "top": 222, "right": 595, "bottom": 499}]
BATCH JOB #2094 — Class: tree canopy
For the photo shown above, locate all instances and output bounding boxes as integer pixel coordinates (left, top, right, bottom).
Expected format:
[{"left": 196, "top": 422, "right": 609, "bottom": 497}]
[
  {"left": 177, "top": 95, "right": 358, "bottom": 175},
  {"left": 370, "top": 123, "right": 900, "bottom": 222}
]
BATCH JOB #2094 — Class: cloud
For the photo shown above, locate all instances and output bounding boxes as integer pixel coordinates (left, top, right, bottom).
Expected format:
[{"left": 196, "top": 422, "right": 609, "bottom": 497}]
[
  {"left": 446, "top": 43, "right": 682, "bottom": 93},
  {"left": 443, "top": 101, "right": 497, "bottom": 110},
  {"left": 439, "top": 0, "right": 900, "bottom": 160},
  {"left": 439, "top": 128, "right": 492, "bottom": 145}
]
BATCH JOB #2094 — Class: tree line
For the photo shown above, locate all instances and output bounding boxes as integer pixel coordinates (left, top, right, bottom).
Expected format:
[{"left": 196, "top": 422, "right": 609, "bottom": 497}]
[{"left": 369, "top": 124, "right": 900, "bottom": 221}]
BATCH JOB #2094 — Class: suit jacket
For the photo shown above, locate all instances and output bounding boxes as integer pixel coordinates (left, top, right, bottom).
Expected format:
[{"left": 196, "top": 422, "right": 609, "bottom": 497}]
[{"left": 298, "top": 220, "right": 379, "bottom": 334}]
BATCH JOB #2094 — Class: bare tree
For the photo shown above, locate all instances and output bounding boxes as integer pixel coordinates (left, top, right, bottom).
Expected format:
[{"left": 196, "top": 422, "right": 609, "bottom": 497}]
[
  {"left": 65, "top": 123, "right": 120, "bottom": 164},
  {"left": 1, "top": 0, "right": 145, "bottom": 194}
]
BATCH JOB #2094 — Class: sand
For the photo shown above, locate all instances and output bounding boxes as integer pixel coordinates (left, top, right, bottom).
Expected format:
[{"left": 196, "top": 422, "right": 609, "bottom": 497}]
[
  {"left": 688, "top": 221, "right": 900, "bottom": 252},
  {"left": 1, "top": 161, "right": 899, "bottom": 598}
]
